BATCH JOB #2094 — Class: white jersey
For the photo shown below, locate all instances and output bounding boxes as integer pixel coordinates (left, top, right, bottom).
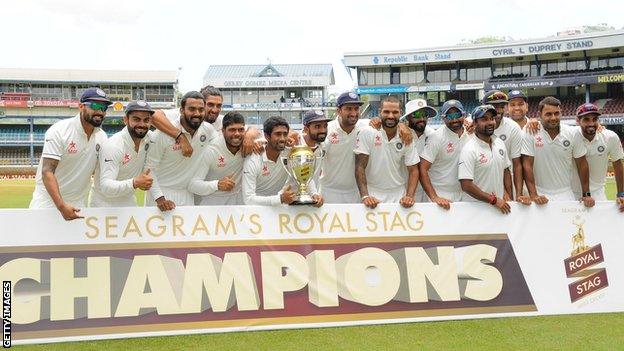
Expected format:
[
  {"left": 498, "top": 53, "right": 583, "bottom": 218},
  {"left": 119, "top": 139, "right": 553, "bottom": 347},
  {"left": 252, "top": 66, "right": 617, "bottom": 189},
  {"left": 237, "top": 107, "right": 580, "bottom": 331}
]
[
  {"left": 242, "top": 150, "right": 290, "bottom": 206},
  {"left": 30, "top": 115, "right": 107, "bottom": 208},
  {"left": 91, "top": 128, "right": 152, "bottom": 207},
  {"left": 493, "top": 117, "right": 522, "bottom": 161},
  {"left": 146, "top": 118, "right": 217, "bottom": 206},
  {"left": 354, "top": 127, "right": 420, "bottom": 202},
  {"left": 420, "top": 126, "right": 470, "bottom": 201},
  {"left": 521, "top": 124, "right": 586, "bottom": 199},
  {"left": 320, "top": 118, "right": 369, "bottom": 203},
  {"left": 458, "top": 136, "right": 511, "bottom": 202},
  {"left": 571, "top": 128, "right": 624, "bottom": 200},
  {"left": 164, "top": 109, "right": 223, "bottom": 131},
  {"left": 414, "top": 126, "right": 435, "bottom": 202},
  {"left": 188, "top": 135, "right": 244, "bottom": 206}
]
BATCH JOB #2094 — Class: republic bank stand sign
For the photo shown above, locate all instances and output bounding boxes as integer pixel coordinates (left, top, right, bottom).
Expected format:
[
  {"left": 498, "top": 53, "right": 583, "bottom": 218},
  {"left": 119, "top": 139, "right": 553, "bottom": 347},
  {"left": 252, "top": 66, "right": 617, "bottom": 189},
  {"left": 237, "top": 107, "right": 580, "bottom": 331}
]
[{"left": 343, "top": 30, "right": 624, "bottom": 67}]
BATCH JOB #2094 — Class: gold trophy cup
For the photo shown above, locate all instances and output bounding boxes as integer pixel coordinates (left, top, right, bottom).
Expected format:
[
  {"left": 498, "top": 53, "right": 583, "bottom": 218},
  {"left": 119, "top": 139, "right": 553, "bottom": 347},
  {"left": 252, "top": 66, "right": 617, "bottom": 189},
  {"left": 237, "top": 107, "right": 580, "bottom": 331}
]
[{"left": 281, "top": 145, "right": 322, "bottom": 205}]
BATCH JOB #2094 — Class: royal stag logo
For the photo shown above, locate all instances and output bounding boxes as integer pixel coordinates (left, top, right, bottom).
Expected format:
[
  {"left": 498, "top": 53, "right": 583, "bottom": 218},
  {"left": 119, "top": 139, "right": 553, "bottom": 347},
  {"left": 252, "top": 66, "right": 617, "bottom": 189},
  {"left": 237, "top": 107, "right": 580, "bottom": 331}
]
[{"left": 563, "top": 216, "right": 608, "bottom": 303}]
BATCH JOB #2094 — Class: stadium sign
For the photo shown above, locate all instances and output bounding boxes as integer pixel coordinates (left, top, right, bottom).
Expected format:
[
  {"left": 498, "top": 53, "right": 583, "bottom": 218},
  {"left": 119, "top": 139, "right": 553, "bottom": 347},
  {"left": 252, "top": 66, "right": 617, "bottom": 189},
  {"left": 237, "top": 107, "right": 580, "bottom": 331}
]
[
  {"left": 232, "top": 102, "right": 303, "bottom": 110},
  {"left": 1, "top": 202, "right": 623, "bottom": 345},
  {"left": 356, "top": 86, "right": 408, "bottom": 94},
  {"left": 208, "top": 76, "right": 330, "bottom": 88}
]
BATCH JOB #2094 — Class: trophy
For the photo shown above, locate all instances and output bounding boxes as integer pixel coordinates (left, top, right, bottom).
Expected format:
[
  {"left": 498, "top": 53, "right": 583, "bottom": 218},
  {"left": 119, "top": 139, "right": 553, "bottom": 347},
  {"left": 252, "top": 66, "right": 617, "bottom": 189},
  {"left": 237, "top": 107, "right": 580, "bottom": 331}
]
[{"left": 280, "top": 145, "right": 323, "bottom": 205}]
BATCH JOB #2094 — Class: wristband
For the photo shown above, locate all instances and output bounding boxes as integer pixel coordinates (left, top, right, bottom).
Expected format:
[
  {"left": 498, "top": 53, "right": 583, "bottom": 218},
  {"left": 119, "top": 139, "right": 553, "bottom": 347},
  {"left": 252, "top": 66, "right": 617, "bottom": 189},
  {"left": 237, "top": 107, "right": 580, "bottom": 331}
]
[
  {"left": 361, "top": 195, "right": 370, "bottom": 201},
  {"left": 175, "top": 131, "right": 183, "bottom": 141},
  {"left": 617, "top": 192, "right": 624, "bottom": 198},
  {"left": 488, "top": 194, "right": 497, "bottom": 205},
  {"left": 582, "top": 192, "right": 591, "bottom": 197}
]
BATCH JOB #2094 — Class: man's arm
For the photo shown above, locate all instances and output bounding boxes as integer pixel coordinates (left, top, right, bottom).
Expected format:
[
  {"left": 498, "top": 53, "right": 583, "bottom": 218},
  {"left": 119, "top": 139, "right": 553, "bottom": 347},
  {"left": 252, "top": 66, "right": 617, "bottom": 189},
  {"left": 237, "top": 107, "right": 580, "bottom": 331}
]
[
  {"left": 512, "top": 157, "right": 523, "bottom": 198},
  {"left": 574, "top": 156, "right": 595, "bottom": 208},
  {"left": 99, "top": 145, "right": 135, "bottom": 197},
  {"left": 521, "top": 155, "right": 538, "bottom": 198},
  {"left": 613, "top": 159, "right": 624, "bottom": 211},
  {"left": 152, "top": 109, "right": 192, "bottom": 157},
  {"left": 242, "top": 158, "right": 283, "bottom": 206},
  {"left": 418, "top": 159, "right": 438, "bottom": 201},
  {"left": 503, "top": 168, "right": 513, "bottom": 200},
  {"left": 354, "top": 153, "right": 369, "bottom": 199},
  {"left": 41, "top": 158, "right": 83, "bottom": 220}
]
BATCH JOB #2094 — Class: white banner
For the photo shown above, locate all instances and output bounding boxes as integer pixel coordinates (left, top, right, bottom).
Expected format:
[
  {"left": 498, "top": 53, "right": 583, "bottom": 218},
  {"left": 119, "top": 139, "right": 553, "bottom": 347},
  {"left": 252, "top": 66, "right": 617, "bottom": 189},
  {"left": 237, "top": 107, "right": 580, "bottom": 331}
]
[{"left": 1, "top": 202, "right": 623, "bottom": 345}]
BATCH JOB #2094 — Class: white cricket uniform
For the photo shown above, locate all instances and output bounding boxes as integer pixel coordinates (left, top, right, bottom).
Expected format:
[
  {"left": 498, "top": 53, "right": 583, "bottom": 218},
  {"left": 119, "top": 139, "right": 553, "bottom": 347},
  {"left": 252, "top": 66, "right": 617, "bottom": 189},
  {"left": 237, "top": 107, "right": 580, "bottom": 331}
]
[
  {"left": 414, "top": 126, "right": 435, "bottom": 202},
  {"left": 90, "top": 128, "right": 152, "bottom": 207},
  {"left": 30, "top": 115, "right": 107, "bottom": 208},
  {"left": 354, "top": 127, "right": 420, "bottom": 202},
  {"left": 458, "top": 136, "right": 511, "bottom": 202},
  {"left": 146, "top": 118, "right": 217, "bottom": 206},
  {"left": 420, "top": 126, "right": 470, "bottom": 201},
  {"left": 242, "top": 150, "right": 290, "bottom": 206},
  {"left": 571, "top": 128, "right": 624, "bottom": 201},
  {"left": 494, "top": 117, "right": 522, "bottom": 164},
  {"left": 164, "top": 109, "right": 223, "bottom": 131},
  {"left": 188, "top": 135, "right": 244, "bottom": 205},
  {"left": 521, "top": 124, "right": 587, "bottom": 200},
  {"left": 320, "top": 118, "right": 369, "bottom": 204}
]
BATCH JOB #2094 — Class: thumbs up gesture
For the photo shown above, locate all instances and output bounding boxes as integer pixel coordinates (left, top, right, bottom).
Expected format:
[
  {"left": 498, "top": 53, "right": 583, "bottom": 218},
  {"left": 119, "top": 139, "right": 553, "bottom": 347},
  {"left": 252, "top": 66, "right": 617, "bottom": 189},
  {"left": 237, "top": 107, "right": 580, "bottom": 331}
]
[
  {"left": 133, "top": 169, "right": 153, "bottom": 190},
  {"left": 217, "top": 173, "right": 236, "bottom": 191}
]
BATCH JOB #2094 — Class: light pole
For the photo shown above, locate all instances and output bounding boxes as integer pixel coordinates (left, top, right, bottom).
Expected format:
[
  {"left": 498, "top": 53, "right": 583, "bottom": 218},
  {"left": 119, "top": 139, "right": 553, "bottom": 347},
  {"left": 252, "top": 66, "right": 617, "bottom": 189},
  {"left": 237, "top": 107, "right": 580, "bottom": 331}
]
[{"left": 27, "top": 100, "right": 34, "bottom": 167}]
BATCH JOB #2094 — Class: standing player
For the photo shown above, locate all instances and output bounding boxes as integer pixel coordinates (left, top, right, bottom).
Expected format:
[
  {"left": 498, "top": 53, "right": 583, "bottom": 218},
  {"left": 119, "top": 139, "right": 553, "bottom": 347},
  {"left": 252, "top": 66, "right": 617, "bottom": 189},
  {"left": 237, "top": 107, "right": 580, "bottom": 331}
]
[
  {"left": 29, "top": 87, "right": 111, "bottom": 220},
  {"left": 521, "top": 96, "right": 594, "bottom": 207},
  {"left": 507, "top": 90, "right": 530, "bottom": 129},
  {"left": 188, "top": 112, "right": 246, "bottom": 206},
  {"left": 458, "top": 105, "right": 512, "bottom": 214},
  {"left": 354, "top": 96, "right": 420, "bottom": 209},
  {"left": 402, "top": 98, "right": 436, "bottom": 202},
  {"left": 91, "top": 101, "right": 154, "bottom": 207},
  {"left": 482, "top": 90, "right": 524, "bottom": 201},
  {"left": 419, "top": 99, "right": 470, "bottom": 209},
  {"left": 146, "top": 91, "right": 211, "bottom": 211},
  {"left": 570, "top": 103, "right": 624, "bottom": 210}
]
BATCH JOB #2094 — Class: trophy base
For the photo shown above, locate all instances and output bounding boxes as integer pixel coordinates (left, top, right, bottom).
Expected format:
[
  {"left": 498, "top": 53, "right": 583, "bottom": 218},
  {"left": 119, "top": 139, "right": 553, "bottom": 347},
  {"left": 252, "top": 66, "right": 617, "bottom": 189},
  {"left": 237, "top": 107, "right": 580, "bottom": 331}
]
[{"left": 290, "top": 194, "right": 317, "bottom": 206}]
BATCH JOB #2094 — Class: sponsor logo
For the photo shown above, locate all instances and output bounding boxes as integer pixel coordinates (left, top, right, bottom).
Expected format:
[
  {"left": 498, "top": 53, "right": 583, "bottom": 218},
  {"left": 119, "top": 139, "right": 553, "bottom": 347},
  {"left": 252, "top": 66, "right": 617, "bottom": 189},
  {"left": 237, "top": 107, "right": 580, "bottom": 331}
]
[
  {"left": 446, "top": 142, "right": 454, "bottom": 153},
  {"left": 217, "top": 155, "right": 226, "bottom": 167},
  {"left": 479, "top": 153, "right": 488, "bottom": 164},
  {"left": 68, "top": 141, "right": 78, "bottom": 154},
  {"left": 535, "top": 136, "right": 544, "bottom": 148},
  {"left": 374, "top": 135, "right": 382, "bottom": 146},
  {"left": 95, "top": 143, "right": 100, "bottom": 152},
  {"left": 122, "top": 154, "right": 131, "bottom": 165},
  {"left": 104, "top": 159, "right": 113, "bottom": 163},
  {"left": 261, "top": 164, "right": 270, "bottom": 176},
  {"left": 330, "top": 132, "right": 339, "bottom": 144},
  {"left": 499, "top": 149, "right": 505, "bottom": 157}
]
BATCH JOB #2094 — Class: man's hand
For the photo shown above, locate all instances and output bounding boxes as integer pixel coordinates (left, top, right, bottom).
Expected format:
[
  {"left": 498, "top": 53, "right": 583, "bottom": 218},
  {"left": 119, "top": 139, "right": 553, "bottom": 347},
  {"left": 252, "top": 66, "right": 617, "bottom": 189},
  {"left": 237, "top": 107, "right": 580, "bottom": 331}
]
[
  {"left": 432, "top": 195, "right": 452, "bottom": 210},
  {"left": 531, "top": 194, "right": 549, "bottom": 205},
  {"left": 57, "top": 202, "right": 83, "bottom": 221},
  {"left": 312, "top": 194, "right": 324, "bottom": 208},
  {"left": 242, "top": 139, "right": 265, "bottom": 157},
  {"left": 362, "top": 195, "right": 380, "bottom": 209},
  {"left": 280, "top": 185, "right": 295, "bottom": 205},
  {"left": 287, "top": 130, "right": 300, "bottom": 147},
  {"left": 494, "top": 197, "right": 511, "bottom": 214},
  {"left": 155, "top": 196, "right": 176, "bottom": 211},
  {"left": 399, "top": 195, "right": 415, "bottom": 208},
  {"left": 133, "top": 169, "right": 153, "bottom": 190},
  {"left": 581, "top": 196, "right": 595, "bottom": 208},
  {"left": 597, "top": 123, "right": 605, "bottom": 133},
  {"left": 526, "top": 118, "right": 541, "bottom": 135},
  {"left": 464, "top": 119, "right": 475, "bottom": 134},
  {"left": 369, "top": 117, "right": 381, "bottom": 129},
  {"left": 397, "top": 123, "right": 413, "bottom": 146},
  {"left": 617, "top": 197, "right": 624, "bottom": 212},
  {"left": 217, "top": 173, "right": 236, "bottom": 191},
  {"left": 516, "top": 195, "right": 532, "bottom": 206},
  {"left": 503, "top": 192, "right": 512, "bottom": 202},
  {"left": 179, "top": 134, "right": 193, "bottom": 157}
]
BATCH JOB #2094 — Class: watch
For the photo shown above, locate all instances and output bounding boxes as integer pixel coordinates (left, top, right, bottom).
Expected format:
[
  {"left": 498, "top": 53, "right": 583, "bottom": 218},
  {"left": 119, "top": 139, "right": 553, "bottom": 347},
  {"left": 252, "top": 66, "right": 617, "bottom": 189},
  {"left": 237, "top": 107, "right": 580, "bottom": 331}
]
[{"left": 582, "top": 192, "right": 591, "bottom": 197}]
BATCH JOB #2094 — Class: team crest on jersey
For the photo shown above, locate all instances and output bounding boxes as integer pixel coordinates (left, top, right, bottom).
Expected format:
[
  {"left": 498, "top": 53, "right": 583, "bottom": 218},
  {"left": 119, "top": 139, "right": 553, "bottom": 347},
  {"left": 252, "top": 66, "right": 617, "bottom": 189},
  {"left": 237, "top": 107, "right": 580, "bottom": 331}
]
[
  {"left": 374, "top": 135, "right": 382, "bottom": 146},
  {"left": 563, "top": 140, "right": 571, "bottom": 147},
  {"left": 479, "top": 153, "right": 488, "bottom": 164},
  {"left": 597, "top": 145, "right": 605, "bottom": 153},
  {"left": 261, "top": 164, "right": 270, "bottom": 176},
  {"left": 446, "top": 142, "right": 455, "bottom": 153},
  {"left": 330, "top": 132, "right": 339, "bottom": 144},
  {"left": 536, "top": 136, "right": 544, "bottom": 148},
  {"left": 499, "top": 134, "right": 507, "bottom": 141},
  {"left": 68, "top": 141, "right": 78, "bottom": 154},
  {"left": 200, "top": 135, "right": 206, "bottom": 143},
  {"left": 396, "top": 142, "right": 403, "bottom": 150},
  {"left": 217, "top": 155, "right": 226, "bottom": 167},
  {"left": 122, "top": 153, "right": 131, "bottom": 165},
  {"left": 96, "top": 143, "right": 100, "bottom": 152},
  {"left": 499, "top": 149, "right": 505, "bottom": 157}
]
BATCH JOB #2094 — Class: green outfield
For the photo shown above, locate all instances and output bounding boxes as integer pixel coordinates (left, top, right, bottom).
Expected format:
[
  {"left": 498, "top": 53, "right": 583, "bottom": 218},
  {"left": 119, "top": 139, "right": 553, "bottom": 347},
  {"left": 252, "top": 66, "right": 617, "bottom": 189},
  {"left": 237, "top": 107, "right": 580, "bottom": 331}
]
[{"left": 1, "top": 178, "right": 622, "bottom": 350}]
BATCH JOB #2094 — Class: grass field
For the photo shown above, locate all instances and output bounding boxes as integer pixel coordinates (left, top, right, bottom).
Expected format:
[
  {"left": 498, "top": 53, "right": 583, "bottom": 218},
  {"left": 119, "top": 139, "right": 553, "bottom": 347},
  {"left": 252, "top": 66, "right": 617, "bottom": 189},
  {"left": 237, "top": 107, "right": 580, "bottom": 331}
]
[{"left": 2, "top": 178, "right": 622, "bottom": 350}]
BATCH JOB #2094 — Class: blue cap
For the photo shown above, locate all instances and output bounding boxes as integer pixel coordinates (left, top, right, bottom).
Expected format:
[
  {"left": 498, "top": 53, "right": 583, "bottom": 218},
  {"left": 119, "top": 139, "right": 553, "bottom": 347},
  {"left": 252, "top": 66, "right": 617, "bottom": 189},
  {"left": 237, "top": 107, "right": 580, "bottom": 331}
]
[
  {"left": 471, "top": 105, "right": 497, "bottom": 120},
  {"left": 508, "top": 90, "right": 527, "bottom": 101},
  {"left": 80, "top": 87, "right": 112, "bottom": 104},
  {"left": 302, "top": 109, "right": 331, "bottom": 125},
  {"left": 125, "top": 100, "right": 154, "bottom": 115},
  {"left": 482, "top": 90, "right": 508, "bottom": 105},
  {"left": 440, "top": 100, "right": 465, "bottom": 116},
  {"left": 336, "top": 91, "right": 363, "bottom": 107}
]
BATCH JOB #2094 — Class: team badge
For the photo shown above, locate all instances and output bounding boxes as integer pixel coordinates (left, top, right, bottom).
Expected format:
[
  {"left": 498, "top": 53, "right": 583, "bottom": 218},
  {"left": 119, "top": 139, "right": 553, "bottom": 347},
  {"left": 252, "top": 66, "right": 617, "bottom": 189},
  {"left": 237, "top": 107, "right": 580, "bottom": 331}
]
[
  {"left": 330, "top": 132, "right": 339, "bottom": 144},
  {"left": 499, "top": 149, "right": 504, "bottom": 156},
  {"left": 122, "top": 153, "right": 131, "bottom": 165},
  {"left": 137, "top": 100, "right": 147, "bottom": 107},
  {"left": 96, "top": 88, "right": 106, "bottom": 97},
  {"left": 563, "top": 140, "right": 570, "bottom": 147},
  {"left": 536, "top": 136, "right": 544, "bottom": 148},
  {"left": 95, "top": 143, "right": 100, "bottom": 152},
  {"left": 348, "top": 92, "right": 358, "bottom": 99},
  {"left": 597, "top": 145, "right": 605, "bottom": 153},
  {"left": 261, "top": 164, "right": 270, "bottom": 176},
  {"left": 374, "top": 135, "right": 382, "bottom": 146},
  {"left": 200, "top": 135, "right": 206, "bottom": 143},
  {"left": 396, "top": 142, "right": 403, "bottom": 150},
  {"left": 499, "top": 134, "right": 507, "bottom": 141}
]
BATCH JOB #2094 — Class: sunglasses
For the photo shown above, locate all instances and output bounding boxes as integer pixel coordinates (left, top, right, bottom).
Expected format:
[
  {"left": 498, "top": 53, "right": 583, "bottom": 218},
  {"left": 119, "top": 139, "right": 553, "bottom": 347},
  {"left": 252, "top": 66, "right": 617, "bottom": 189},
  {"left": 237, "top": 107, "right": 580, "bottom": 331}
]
[
  {"left": 411, "top": 110, "right": 430, "bottom": 119},
  {"left": 84, "top": 101, "right": 110, "bottom": 112},
  {"left": 445, "top": 111, "right": 463, "bottom": 120},
  {"left": 487, "top": 92, "right": 508, "bottom": 101}
]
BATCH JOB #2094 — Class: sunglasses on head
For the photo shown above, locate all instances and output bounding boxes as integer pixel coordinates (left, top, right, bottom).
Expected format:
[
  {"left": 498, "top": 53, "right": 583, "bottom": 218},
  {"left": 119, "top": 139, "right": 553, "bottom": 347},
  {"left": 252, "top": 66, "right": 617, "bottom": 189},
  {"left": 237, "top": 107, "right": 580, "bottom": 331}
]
[
  {"left": 411, "top": 110, "right": 430, "bottom": 119},
  {"left": 445, "top": 111, "right": 463, "bottom": 120},
  {"left": 84, "top": 101, "right": 109, "bottom": 112},
  {"left": 487, "top": 92, "right": 508, "bottom": 101}
]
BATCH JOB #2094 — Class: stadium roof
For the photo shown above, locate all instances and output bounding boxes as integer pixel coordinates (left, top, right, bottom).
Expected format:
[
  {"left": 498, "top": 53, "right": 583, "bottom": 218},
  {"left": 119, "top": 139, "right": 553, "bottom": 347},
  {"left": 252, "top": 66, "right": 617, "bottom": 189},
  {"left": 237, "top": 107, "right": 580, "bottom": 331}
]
[
  {"left": 203, "top": 63, "right": 335, "bottom": 89},
  {"left": 344, "top": 29, "right": 624, "bottom": 67},
  {"left": 0, "top": 68, "right": 178, "bottom": 84}
]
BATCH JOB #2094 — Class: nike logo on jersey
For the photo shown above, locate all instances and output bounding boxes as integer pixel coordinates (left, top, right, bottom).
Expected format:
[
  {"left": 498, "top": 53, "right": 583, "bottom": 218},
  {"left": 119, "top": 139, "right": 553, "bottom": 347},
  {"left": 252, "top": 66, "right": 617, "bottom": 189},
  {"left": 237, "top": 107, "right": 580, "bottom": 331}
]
[{"left": 104, "top": 159, "right": 113, "bottom": 162}]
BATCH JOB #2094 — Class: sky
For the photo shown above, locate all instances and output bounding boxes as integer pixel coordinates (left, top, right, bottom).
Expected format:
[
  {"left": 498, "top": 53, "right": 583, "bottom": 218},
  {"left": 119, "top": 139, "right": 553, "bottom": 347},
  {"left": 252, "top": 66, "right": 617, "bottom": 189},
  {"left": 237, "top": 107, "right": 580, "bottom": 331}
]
[{"left": 1, "top": 0, "right": 622, "bottom": 92}]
